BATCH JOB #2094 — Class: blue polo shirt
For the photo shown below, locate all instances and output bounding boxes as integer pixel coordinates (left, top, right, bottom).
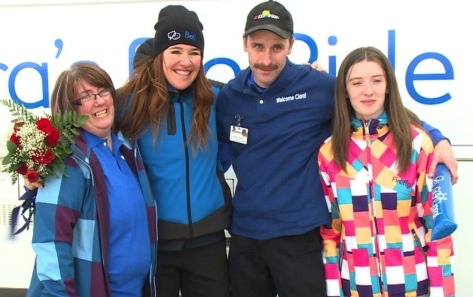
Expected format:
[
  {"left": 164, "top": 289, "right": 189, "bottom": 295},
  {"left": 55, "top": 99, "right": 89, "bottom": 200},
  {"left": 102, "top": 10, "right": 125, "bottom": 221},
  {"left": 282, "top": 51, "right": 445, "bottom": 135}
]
[{"left": 84, "top": 131, "right": 150, "bottom": 297}]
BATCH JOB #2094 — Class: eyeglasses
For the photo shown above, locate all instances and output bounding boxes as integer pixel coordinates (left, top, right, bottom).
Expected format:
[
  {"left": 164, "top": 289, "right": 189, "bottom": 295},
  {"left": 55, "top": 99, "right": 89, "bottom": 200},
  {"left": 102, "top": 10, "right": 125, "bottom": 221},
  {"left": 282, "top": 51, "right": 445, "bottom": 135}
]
[{"left": 74, "top": 89, "right": 111, "bottom": 106}]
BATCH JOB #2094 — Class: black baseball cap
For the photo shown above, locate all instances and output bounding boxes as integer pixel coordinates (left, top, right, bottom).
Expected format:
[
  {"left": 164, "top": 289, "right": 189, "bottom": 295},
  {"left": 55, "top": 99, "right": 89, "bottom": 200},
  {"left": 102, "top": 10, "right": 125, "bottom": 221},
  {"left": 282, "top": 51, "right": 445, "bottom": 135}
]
[{"left": 244, "top": 0, "right": 293, "bottom": 39}]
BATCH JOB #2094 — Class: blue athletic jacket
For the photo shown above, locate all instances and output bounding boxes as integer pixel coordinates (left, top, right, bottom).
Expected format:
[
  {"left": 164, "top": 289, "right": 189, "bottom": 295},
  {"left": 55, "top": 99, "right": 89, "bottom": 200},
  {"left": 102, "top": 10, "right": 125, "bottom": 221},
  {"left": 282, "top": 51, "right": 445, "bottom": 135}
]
[{"left": 137, "top": 84, "right": 232, "bottom": 242}]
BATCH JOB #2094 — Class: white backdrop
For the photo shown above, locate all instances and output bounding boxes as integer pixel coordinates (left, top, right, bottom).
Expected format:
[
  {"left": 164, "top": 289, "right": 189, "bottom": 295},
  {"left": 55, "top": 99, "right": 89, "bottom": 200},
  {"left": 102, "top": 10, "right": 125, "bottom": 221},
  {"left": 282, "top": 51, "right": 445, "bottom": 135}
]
[{"left": 1, "top": 0, "right": 471, "bottom": 145}]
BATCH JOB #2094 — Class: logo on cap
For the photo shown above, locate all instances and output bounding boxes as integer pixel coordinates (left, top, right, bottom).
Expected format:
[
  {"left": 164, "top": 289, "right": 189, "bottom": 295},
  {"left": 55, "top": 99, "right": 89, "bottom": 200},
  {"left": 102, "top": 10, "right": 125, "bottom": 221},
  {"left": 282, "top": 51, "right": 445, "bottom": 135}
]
[
  {"left": 184, "top": 31, "right": 197, "bottom": 41},
  {"left": 254, "top": 9, "right": 280, "bottom": 21},
  {"left": 167, "top": 30, "right": 181, "bottom": 41}
]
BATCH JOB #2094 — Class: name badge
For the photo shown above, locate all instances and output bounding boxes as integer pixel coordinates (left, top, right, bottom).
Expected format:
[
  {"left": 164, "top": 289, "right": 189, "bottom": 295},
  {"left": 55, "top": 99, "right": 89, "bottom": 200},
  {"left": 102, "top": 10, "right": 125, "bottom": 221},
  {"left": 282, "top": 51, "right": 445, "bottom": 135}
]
[{"left": 230, "top": 125, "right": 248, "bottom": 144}]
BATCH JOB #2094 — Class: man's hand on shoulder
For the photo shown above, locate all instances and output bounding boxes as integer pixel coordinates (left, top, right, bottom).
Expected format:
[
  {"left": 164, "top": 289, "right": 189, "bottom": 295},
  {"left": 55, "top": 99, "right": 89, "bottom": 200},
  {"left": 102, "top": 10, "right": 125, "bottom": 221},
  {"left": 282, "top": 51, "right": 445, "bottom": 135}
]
[
  {"left": 304, "top": 61, "right": 327, "bottom": 73},
  {"left": 429, "top": 139, "right": 459, "bottom": 184}
]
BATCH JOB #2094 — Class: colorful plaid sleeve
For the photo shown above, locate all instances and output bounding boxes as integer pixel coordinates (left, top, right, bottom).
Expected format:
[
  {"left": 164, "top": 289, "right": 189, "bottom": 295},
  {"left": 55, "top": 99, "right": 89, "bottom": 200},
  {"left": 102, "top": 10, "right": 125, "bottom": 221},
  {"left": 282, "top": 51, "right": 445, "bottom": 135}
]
[{"left": 319, "top": 141, "right": 344, "bottom": 297}]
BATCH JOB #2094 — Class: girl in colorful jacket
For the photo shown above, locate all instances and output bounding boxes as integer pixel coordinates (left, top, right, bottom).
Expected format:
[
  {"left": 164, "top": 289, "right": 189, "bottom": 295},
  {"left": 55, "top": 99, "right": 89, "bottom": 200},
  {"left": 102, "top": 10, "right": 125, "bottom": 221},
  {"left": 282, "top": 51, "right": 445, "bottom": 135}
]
[{"left": 318, "top": 46, "right": 455, "bottom": 297}]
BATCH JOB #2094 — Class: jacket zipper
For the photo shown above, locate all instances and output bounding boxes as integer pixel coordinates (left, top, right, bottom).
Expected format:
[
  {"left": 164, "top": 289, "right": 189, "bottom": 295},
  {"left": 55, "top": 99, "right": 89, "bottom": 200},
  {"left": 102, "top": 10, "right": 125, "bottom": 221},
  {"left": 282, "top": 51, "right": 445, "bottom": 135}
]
[
  {"left": 177, "top": 93, "right": 194, "bottom": 237},
  {"left": 363, "top": 120, "right": 385, "bottom": 295}
]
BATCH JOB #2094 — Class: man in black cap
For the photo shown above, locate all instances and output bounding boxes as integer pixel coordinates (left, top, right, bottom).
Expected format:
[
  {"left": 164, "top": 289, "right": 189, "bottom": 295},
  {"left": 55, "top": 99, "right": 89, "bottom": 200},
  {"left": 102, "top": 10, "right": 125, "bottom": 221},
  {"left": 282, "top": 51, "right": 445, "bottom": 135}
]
[
  {"left": 215, "top": 1, "right": 456, "bottom": 297},
  {"left": 217, "top": 2, "right": 333, "bottom": 296}
]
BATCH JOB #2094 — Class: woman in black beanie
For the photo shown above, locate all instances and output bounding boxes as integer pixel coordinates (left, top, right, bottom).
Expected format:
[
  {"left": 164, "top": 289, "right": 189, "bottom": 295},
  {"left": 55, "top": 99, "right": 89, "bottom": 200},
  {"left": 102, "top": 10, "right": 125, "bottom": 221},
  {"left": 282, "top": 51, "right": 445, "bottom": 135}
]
[{"left": 116, "top": 5, "right": 231, "bottom": 297}]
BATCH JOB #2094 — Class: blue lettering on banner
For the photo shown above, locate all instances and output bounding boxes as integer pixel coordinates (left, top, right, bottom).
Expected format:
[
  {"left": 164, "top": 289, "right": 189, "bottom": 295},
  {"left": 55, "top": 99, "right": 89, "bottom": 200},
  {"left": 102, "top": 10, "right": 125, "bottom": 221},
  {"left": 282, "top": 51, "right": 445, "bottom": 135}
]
[
  {"left": 128, "top": 37, "right": 150, "bottom": 74},
  {"left": 8, "top": 62, "right": 50, "bottom": 108},
  {"left": 405, "top": 52, "right": 454, "bottom": 105},
  {"left": 1, "top": 30, "right": 454, "bottom": 109}
]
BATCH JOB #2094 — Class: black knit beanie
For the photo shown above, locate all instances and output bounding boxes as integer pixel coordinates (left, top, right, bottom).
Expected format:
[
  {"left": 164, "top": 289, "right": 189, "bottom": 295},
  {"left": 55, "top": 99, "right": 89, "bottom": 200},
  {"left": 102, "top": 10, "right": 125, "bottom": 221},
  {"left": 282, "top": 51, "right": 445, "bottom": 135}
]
[{"left": 153, "top": 5, "right": 204, "bottom": 57}]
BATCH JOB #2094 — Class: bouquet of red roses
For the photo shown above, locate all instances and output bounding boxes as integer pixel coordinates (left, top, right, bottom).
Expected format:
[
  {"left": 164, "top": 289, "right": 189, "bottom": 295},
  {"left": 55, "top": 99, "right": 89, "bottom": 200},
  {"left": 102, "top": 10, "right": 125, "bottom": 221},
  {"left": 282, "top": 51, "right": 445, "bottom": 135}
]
[
  {"left": 1, "top": 99, "right": 87, "bottom": 185},
  {"left": 1, "top": 99, "right": 87, "bottom": 235}
]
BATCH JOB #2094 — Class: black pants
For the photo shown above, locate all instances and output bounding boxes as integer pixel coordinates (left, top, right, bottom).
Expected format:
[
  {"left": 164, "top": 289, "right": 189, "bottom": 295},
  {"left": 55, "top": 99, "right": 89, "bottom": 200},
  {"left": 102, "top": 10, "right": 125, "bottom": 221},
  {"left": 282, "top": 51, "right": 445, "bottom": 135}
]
[
  {"left": 156, "top": 239, "right": 230, "bottom": 297},
  {"left": 228, "top": 228, "right": 326, "bottom": 297}
]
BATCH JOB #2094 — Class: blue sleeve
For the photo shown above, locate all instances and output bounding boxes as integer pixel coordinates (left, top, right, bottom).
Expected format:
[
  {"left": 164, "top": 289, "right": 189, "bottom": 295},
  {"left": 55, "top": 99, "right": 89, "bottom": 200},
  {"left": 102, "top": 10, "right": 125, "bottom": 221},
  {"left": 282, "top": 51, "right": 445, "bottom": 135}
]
[
  {"left": 421, "top": 120, "right": 449, "bottom": 145},
  {"left": 218, "top": 141, "right": 233, "bottom": 172}
]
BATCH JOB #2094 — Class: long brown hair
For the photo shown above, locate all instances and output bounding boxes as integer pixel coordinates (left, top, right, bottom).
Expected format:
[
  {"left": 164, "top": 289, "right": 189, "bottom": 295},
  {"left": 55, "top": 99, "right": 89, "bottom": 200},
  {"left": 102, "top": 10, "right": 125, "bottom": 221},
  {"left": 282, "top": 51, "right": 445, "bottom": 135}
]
[
  {"left": 115, "top": 52, "right": 214, "bottom": 151},
  {"left": 332, "top": 46, "right": 421, "bottom": 173}
]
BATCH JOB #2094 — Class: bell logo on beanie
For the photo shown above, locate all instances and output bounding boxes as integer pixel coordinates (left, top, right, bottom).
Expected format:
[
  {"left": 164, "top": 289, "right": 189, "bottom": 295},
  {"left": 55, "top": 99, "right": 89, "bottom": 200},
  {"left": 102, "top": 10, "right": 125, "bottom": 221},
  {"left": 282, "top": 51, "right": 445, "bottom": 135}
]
[{"left": 153, "top": 5, "right": 205, "bottom": 57}]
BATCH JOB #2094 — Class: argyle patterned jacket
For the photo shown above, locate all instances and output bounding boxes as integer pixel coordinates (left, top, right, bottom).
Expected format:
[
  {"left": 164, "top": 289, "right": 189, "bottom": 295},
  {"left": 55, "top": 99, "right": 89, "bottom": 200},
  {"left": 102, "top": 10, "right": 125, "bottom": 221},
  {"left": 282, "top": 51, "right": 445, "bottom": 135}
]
[{"left": 318, "top": 114, "right": 455, "bottom": 297}]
